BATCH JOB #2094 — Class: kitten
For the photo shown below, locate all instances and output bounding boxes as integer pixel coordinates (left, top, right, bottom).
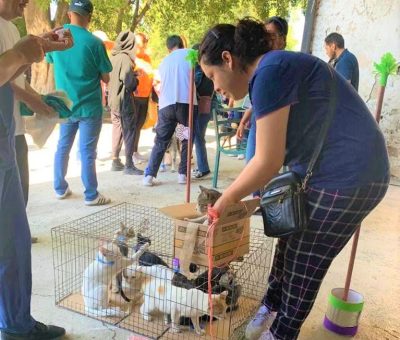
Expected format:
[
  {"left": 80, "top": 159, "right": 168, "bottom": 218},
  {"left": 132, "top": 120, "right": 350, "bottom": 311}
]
[
  {"left": 139, "top": 266, "right": 228, "bottom": 335},
  {"left": 111, "top": 223, "right": 136, "bottom": 298},
  {"left": 135, "top": 233, "right": 169, "bottom": 267},
  {"left": 185, "top": 186, "right": 222, "bottom": 224},
  {"left": 196, "top": 185, "right": 222, "bottom": 214},
  {"left": 82, "top": 241, "right": 149, "bottom": 317},
  {"left": 112, "top": 233, "right": 168, "bottom": 302},
  {"left": 173, "top": 267, "right": 242, "bottom": 316}
]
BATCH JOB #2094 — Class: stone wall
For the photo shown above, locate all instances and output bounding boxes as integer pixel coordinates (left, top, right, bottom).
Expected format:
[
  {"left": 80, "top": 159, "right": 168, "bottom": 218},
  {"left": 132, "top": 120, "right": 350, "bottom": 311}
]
[{"left": 310, "top": 0, "right": 400, "bottom": 180}]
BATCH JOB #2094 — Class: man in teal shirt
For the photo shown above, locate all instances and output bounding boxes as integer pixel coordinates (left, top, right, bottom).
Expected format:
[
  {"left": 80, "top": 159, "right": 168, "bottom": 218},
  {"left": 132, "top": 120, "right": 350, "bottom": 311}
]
[{"left": 46, "top": 0, "right": 112, "bottom": 205}]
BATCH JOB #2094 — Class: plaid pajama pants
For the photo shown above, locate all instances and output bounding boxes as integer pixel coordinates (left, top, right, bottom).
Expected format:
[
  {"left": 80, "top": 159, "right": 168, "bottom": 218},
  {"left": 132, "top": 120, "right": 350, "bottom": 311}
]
[{"left": 261, "top": 177, "right": 389, "bottom": 339}]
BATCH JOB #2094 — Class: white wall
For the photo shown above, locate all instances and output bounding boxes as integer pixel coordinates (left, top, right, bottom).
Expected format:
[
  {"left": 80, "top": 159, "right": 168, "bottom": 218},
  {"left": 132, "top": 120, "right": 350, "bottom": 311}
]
[{"left": 310, "top": 0, "right": 400, "bottom": 179}]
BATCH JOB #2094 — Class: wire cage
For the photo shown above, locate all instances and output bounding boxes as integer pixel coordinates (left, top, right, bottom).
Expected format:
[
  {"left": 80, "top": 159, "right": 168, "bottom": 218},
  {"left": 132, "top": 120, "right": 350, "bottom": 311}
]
[{"left": 52, "top": 203, "right": 273, "bottom": 339}]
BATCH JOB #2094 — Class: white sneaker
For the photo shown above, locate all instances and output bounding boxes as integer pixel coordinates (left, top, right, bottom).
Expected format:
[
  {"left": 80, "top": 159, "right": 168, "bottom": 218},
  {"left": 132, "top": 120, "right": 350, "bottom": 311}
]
[
  {"left": 237, "top": 154, "right": 245, "bottom": 160},
  {"left": 259, "top": 330, "right": 277, "bottom": 340},
  {"left": 178, "top": 174, "right": 186, "bottom": 184},
  {"left": 143, "top": 175, "right": 154, "bottom": 186},
  {"left": 85, "top": 193, "right": 111, "bottom": 206},
  {"left": 134, "top": 152, "right": 147, "bottom": 161},
  {"left": 132, "top": 155, "right": 142, "bottom": 164},
  {"left": 160, "top": 163, "right": 167, "bottom": 172},
  {"left": 55, "top": 187, "right": 72, "bottom": 200},
  {"left": 245, "top": 305, "right": 276, "bottom": 340}
]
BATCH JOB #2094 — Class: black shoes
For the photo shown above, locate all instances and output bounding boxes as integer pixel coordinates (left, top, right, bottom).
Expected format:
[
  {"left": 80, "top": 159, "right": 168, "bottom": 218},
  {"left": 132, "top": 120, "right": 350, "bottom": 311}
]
[
  {"left": 111, "top": 159, "right": 124, "bottom": 171},
  {"left": 1, "top": 322, "right": 65, "bottom": 340},
  {"left": 124, "top": 165, "right": 144, "bottom": 175}
]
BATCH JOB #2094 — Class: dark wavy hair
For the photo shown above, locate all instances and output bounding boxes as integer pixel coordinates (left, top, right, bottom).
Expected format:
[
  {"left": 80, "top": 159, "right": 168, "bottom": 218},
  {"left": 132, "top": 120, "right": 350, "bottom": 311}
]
[
  {"left": 199, "top": 17, "right": 271, "bottom": 70},
  {"left": 264, "top": 16, "right": 288, "bottom": 37}
]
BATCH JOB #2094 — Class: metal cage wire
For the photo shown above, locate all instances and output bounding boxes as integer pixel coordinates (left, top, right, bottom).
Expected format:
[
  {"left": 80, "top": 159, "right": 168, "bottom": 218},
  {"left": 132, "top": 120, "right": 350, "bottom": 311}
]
[{"left": 51, "top": 203, "right": 273, "bottom": 339}]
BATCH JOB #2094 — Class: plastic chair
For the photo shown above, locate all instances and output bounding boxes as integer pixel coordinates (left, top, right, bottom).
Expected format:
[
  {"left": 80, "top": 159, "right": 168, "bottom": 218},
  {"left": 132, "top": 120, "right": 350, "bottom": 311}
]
[{"left": 211, "top": 100, "right": 249, "bottom": 188}]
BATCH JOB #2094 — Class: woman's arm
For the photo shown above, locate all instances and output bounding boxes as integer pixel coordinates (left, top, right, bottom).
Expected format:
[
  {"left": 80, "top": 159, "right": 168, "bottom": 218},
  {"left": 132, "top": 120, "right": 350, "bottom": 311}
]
[
  {"left": 214, "top": 105, "right": 290, "bottom": 214},
  {"left": 236, "top": 107, "right": 252, "bottom": 139}
]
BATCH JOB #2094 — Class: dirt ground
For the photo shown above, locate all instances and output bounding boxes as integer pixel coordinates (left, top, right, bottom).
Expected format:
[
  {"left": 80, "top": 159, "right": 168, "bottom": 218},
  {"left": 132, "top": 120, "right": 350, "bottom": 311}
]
[{"left": 25, "top": 122, "right": 400, "bottom": 340}]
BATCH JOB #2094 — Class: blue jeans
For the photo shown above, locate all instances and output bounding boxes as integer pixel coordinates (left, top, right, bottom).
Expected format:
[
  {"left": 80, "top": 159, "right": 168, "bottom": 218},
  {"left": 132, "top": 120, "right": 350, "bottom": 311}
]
[
  {"left": 194, "top": 112, "right": 210, "bottom": 173},
  {"left": 54, "top": 116, "right": 102, "bottom": 201},
  {"left": 245, "top": 124, "right": 256, "bottom": 163},
  {"left": 246, "top": 120, "right": 259, "bottom": 197}
]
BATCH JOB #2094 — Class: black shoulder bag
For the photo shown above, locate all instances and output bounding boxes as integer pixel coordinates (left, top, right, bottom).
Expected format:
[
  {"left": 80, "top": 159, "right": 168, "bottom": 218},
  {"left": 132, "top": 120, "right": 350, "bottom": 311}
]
[{"left": 260, "top": 66, "right": 337, "bottom": 238}]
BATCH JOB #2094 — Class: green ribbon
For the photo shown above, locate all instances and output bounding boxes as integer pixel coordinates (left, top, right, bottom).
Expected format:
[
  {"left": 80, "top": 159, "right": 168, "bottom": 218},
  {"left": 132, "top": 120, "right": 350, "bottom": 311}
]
[
  {"left": 373, "top": 52, "right": 398, "bottom": 87},
  {"left": 185, "top": 49, "right": 199, "bottom": 69},
  {"left": 328, "top": 291, "right": 364, "bottom": 313}
]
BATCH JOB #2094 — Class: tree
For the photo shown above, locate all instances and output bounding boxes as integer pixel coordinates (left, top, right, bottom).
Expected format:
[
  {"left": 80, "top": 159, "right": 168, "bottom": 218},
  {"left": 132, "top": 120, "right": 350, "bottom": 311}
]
[
  {"left": 22, "top": 0, "right": 306, "bottom": 91},
  {"left": 144, "top": 0, "right": 307, "bottom": 65}
]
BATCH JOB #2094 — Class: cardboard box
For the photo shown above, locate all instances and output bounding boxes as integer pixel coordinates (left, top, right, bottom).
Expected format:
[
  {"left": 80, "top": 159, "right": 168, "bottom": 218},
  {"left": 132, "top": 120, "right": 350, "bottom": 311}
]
[{"left": 160, "top": 199, "right": 259, "bottom": 267}]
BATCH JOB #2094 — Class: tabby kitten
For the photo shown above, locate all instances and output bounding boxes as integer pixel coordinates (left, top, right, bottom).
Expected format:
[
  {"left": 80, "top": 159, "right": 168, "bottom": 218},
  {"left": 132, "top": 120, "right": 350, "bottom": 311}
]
[{"left": 196, "top": 185, "right": 222, "bottom": 214}]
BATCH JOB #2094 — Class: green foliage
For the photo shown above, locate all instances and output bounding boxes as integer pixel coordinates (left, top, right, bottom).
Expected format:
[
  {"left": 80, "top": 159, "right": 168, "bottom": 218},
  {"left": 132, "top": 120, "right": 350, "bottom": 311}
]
[
  {"left": 24, "top": 0, "right": 306, "bottom": 64},
  {"left": 373, "top": 52, "right": 398, "bottom": 87},
  {"left": 144, "top": 0, "right": 306, "bottom": 65},
  {"left": 13, "top": 18, "right": 27, "bottom": 37},
  {"left": 90, "top": 0, "right": 132, "bottom": 40}
]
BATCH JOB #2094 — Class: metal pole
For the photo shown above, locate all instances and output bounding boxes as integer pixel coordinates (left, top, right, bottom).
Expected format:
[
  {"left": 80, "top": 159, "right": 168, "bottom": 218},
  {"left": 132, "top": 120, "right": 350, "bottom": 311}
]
[{"left": 185, "top": 68, "right": 195, "bottom": 203}]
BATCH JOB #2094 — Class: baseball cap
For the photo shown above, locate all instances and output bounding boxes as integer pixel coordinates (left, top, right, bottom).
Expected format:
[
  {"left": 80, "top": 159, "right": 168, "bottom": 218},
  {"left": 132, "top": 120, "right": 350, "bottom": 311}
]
[{"left": 69, "top": 0, "right": 93, "bottom": 16}]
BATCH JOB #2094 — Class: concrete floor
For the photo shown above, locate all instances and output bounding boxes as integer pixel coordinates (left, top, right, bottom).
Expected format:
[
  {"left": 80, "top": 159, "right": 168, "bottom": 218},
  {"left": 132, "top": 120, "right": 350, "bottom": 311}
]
[{"left": 25, "top": 123, "right": 400, "bottom": 340}]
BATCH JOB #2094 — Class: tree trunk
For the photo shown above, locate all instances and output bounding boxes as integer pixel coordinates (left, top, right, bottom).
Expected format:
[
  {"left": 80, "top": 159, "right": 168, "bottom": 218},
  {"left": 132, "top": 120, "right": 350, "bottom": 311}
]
[
  {"left": 130, "top": 0, "right": 155, "bottom": 32},
  {"left": 115, "top": 7, "right": 125, "bottom": 34},
  {"left": 24, "top": 1, "right": 54, "bottom": 93},
  {"left": 55, "top": 1, "right": 69, "bottom": 28}
]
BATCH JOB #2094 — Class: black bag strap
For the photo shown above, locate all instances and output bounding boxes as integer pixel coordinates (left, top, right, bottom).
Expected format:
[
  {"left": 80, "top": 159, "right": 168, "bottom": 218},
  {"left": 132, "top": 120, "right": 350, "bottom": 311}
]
[{"left": 302, "top": 64, "right": 337, "bottom": 189}]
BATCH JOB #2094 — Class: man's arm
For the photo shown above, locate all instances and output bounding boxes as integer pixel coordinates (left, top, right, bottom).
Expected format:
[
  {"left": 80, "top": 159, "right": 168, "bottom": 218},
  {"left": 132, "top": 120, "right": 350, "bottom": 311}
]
[
  {"left": 11, "top": 81, "right": 55, "bottom": 115},
  {"left": 0, "top": 49, "right": 30, "bottom": 86},
  {"left": 0, "top": 34, "right": 73, "bottom": 87},
  {"left": 101, "top": 73, "right": 110, "bottom": 83}
]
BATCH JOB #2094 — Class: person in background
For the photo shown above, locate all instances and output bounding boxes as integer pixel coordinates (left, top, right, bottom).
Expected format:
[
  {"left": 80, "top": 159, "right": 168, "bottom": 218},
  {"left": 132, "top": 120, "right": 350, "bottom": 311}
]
[
  {"left": 132, "top": 32, "right": 153, "bottom": 164},
  {"left": 109, "top": 31, "right": 143, "bottom": 175},
  {"left": 143, "top": 35, "right": 197, "bottom": 186},
  {"left": 199, "top": 18, "right": 389, "bottom": 340},
  {"left": 236, "top": 16, "right": 288, "bottom": 195},
  {"left": 324, "top": 32, "right": 359, "bottom": 90},
  {"left": 46, "top": 0, "right": 112, "bottom": 206},
  {"left": 1, "top": 31, "right": 73, "bottom": 340},
  {"left": 0, "top": 0, "right": 58, "bottom": 243},
  {"left": 192, "top": 43, "right": 214, "bottom": 179}
]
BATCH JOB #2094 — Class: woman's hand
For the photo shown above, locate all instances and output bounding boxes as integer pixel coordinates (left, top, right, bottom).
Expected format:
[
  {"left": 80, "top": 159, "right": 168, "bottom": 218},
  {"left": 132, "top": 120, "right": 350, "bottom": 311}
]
[
  {"left": 236, "top": 121, "right": 246, "bottom": 139},
  {"left": 212, "top": 193, "right": 237, "bottom": 218}
]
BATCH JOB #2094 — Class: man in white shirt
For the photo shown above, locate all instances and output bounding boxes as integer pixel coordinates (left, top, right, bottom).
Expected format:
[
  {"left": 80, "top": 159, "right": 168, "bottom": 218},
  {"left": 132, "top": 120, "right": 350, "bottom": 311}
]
[
  {"left": 0, "top": 0, "right": 55, "bottom": 244},
  {"left": 143, "top": 35, "right": 197, "bottom": 186}
]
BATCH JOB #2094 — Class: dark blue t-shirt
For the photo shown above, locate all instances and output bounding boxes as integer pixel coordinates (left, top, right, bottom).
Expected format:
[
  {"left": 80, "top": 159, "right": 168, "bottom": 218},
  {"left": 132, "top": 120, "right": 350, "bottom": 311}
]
[
  {"left": 334, "top": 49, "right": 359, "bottom": 90},
  {"left": 249, "top": 51, "right": 389, "bottom": 189}
]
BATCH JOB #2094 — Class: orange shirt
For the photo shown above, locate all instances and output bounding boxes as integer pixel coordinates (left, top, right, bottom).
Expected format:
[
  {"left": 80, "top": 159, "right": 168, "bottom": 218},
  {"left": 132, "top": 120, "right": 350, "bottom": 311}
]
[{"left": 134, "top": 52, "right": 153, "bottom": 98}]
